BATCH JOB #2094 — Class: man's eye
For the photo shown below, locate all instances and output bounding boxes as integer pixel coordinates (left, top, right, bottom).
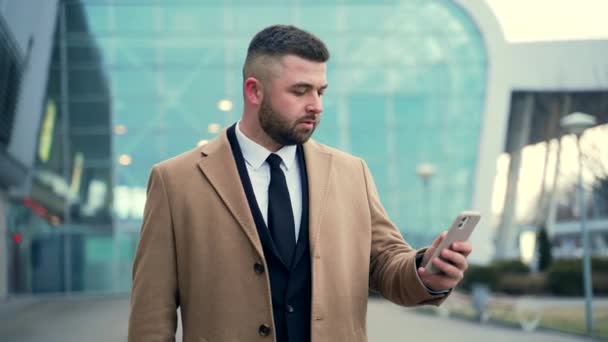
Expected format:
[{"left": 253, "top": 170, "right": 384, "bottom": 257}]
[{"left": 293, "top": 89, "right": 306, "bottom": 96}]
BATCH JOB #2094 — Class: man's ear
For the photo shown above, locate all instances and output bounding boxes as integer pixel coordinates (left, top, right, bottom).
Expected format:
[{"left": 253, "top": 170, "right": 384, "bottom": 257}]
[{"left": 244, "top": 77, "right": 264, "bottom": 106}]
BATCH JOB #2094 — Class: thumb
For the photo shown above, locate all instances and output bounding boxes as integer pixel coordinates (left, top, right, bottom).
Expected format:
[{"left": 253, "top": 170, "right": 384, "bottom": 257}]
[
  {"left": 432, "top": 231, "right": 447, "bottom": 249},
  {"left": 422, "top": 231, "right": 447, "bottom": 266}
]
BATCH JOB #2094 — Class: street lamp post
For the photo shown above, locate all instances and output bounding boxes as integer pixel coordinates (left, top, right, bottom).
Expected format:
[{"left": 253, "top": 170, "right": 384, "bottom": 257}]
[
  {"left": 560, "top": 112, "right": 597, "bottom": 335},
  {"left": 417, "top": 163, "right": 436, "bottom": 233}
]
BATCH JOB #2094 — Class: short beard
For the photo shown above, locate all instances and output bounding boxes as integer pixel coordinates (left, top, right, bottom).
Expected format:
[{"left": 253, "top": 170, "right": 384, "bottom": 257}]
[{"left": 258, "top": 98, "right": 317, "bottom": 146}]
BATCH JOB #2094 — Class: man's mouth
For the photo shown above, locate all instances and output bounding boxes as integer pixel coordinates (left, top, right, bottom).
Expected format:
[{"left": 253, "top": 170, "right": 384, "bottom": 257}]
[{"left": 298, "top": 119, "right": 316, "bottom": 130}]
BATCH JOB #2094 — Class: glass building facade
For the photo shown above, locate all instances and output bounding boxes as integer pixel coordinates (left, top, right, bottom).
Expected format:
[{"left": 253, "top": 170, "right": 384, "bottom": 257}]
[{"left": 7, "top": 0, "right": 487, "bottom": 294}]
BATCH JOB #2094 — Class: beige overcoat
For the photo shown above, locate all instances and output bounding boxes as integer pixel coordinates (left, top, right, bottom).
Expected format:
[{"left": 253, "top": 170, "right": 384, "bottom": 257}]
[{"left": 128, "top": 130, "right": 446, "bottom": 342}]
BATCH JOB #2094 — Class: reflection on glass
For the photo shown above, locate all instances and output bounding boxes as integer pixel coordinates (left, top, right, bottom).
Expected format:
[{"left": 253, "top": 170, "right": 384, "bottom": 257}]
[
  {"left": 114, "top": 124, "right": 127, "bottom": 135},
  {"left": 118, "top": 154, "right": 132, "bottom": 166},
  {"left": 217, "top": 99, "right": 233, "bottom": 112},
  {"left": 207, "top": 123, "right": 221, "bottom": 134},
  {"left": 38, "top": 100, "right": 57, "bottom": 163}
]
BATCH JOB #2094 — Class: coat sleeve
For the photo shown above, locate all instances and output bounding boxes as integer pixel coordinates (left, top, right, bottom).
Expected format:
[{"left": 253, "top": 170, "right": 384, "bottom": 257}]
[
  {"left": 361, "top": 160, "right": 447, "bottom": 307},
  {"left": 128, "top": 165, "right": 179, "bottom": 341}
]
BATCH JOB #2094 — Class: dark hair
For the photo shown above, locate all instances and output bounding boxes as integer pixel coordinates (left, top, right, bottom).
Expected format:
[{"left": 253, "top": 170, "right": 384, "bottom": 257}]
[{"left": 243, "top": 25, "right": 330, "bottom": 80}]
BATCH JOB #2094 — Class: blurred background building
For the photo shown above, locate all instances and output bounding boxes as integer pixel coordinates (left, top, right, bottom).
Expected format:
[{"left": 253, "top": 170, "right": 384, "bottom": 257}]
[{"left": 1, "top": 0, "right": 607, "bottom": 298}]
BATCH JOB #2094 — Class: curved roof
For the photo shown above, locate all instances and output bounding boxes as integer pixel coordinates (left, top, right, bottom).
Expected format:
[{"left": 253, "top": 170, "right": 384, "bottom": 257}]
[{"left": 486, "top": 0, "right": 608, "bottom": 42}]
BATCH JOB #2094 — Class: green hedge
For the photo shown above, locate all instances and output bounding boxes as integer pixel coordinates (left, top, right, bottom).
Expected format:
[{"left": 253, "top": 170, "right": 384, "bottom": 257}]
[
  {"left": 458, "top": 264, "right": 500, "bottom": 292},
  {"left": 460, "top": 257, "right": 608, "bottom": 296},
  {"left": 491, "top": 259, "right": 530, "bottom": 274},
  {"left": 459, "top": 259, "right": 528, "bottom": 292},
  {"left": 546, "top": 258, "right": 608, "bottom": 296},
  {"left": 497, "top": 273, "right": 545, "bottom": 295}
]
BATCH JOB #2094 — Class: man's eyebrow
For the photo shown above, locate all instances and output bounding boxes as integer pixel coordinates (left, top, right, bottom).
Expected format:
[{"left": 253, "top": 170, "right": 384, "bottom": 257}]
[{"left": 290, "top": 83, "right": 329, "bottom": 90}]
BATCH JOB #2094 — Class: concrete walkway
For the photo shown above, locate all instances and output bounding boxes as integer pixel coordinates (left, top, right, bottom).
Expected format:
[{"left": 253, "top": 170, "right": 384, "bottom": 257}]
[
  {"left": 0, "top": 296, "right": 602, "bottom": 341},
  {"left": 368, "top": 298, "right": 600, "bottom": 342}
]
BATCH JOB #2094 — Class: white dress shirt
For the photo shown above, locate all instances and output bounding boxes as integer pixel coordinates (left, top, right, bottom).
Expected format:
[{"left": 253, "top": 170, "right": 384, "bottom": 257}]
[
  {"left": 235, "top": 122, "right": 303, "bottom": 242},
  {"left": 236, "top": 123, "right": 445, "bottom": 294}
]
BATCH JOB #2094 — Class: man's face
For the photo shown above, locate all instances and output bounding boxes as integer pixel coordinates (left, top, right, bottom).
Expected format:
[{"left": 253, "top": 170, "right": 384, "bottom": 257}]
[{"left": 258, "top": 55, "right": 327, "bottom": 146}]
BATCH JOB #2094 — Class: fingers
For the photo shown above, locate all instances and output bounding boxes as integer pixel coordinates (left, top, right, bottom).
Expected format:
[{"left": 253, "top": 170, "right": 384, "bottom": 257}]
[
  {"left": 440, "top": 248, "right": 468, "bottom": 272},
  {"left": 451, "top": 241, "right": 472, "bottom": 257},
  {"left": 419, "top": 260, "right": 460, "bottom": 290},
  {"left": 420, "top": 240, "right": 473, "bottom": 291},
  {"left": 431, "top": 256, "right": 463, "bottom": 280},
  {"left": 432, "top": 243, "right": 470, "bottom": 275}
]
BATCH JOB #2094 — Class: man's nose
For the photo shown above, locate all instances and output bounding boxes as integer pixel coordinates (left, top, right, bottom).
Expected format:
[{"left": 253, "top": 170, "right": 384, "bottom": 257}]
[{"left": 306, "top": 94, "right": 323, "bottom": 114}]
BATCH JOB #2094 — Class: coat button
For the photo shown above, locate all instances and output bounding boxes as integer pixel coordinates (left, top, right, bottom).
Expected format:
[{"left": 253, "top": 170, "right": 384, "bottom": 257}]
[
  {"left": 253, "top": 262, "right": 265, "bottom": 274},
  {"left": 258, "top": 324, "right": 271, "bottom": 336},
  {"left": 286, "top": 304, "right": 294, "bottom": 313}
]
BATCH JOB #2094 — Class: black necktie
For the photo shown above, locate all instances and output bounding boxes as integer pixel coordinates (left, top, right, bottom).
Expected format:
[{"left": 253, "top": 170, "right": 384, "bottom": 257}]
[{"left": 266, "top": 153, "right": 296, "bottom": 265}]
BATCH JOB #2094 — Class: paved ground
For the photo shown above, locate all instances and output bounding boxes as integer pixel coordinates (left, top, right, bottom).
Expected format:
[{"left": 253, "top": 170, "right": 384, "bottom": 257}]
[
  {"left": 367, "top": 298, "right": 600, "bottom": 342},
  {"left": 0, "top": 296, "right": 601, "bottom": 341}
]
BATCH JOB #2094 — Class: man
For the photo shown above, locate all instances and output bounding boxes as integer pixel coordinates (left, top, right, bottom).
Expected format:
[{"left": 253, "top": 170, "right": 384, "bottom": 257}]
[{"left": 129, "top": 25, "right": 472, "bottom": 342}]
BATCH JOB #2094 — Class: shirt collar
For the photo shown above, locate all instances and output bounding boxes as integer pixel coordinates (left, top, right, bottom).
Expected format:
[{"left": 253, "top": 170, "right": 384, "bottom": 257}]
[{"left": 235, "top": 121, "right": 297, "bottom": 171}]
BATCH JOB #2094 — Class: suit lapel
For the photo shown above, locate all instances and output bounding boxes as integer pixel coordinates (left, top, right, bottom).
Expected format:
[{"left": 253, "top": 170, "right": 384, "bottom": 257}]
[
  {"left": 302, "top": 141, "right": 333, "bottom": 257},
  {"left": 290, "top": 145, "right": 310, "bottom": 269},
  {"left": 197, "top": 132, "right": 265, "bottom": 261}
]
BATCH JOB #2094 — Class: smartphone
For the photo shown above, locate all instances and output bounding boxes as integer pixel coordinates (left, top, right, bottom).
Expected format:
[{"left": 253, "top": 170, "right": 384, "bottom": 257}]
[{"left": 422, "top": 211, "right": 481, "bottom": 275}]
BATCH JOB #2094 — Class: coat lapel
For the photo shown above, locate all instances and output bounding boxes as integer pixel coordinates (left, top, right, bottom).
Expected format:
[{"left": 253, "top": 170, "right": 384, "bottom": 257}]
[
  {"left": 197, "top": 132, "right": 265, "bottom": 260},
  {"left": 302, "top": 141, "right": 333, "bottom": 257}
]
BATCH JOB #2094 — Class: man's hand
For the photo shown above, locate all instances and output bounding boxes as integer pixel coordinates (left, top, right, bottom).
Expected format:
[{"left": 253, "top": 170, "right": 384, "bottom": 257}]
[{"left": 418, "top": 231, "right": 472, "bottom": 292}]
